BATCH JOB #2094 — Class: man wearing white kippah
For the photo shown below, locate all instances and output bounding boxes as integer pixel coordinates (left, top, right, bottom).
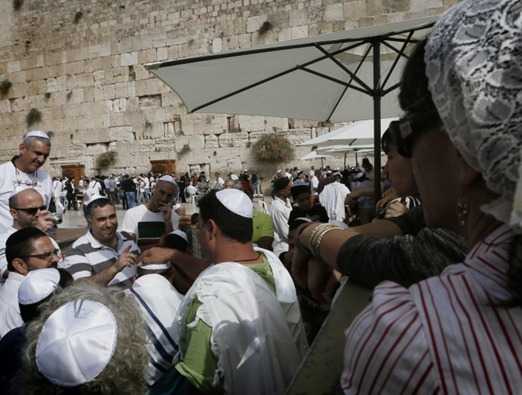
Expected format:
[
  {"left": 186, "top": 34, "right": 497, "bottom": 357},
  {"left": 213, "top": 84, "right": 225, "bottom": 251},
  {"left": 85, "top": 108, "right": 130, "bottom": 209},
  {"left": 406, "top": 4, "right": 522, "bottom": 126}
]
[
  {"left": 140, "top": 189, "right": 307, "bottom": 395},
  {"left": 120, "top": 175, "right": 180, "bottom": 245},
  {"left": 0, "top": 131, "right": 52, "bottom": 235},
  {"left": 21, "top": 282, "right": 148, "bottom": 394}
]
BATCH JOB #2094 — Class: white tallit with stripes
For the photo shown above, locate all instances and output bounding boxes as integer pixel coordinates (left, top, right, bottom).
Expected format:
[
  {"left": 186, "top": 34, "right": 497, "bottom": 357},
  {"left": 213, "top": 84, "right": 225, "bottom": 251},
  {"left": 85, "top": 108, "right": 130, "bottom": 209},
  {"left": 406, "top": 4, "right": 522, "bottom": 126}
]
[{"left": 174, "top": 248, "right": 307, "bottom": 395}]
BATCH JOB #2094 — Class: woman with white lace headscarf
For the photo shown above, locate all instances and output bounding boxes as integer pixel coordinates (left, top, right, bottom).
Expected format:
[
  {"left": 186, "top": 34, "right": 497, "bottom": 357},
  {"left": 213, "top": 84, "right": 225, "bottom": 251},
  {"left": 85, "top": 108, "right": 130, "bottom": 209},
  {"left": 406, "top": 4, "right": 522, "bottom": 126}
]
[{"left": 338, "top": 1, "right": 522, "bottom": 393}]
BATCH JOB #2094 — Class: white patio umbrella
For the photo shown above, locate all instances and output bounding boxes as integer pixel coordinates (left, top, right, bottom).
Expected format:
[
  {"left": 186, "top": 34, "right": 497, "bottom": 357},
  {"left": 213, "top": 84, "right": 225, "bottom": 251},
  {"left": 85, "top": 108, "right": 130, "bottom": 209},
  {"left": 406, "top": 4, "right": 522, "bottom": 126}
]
[
  {"left": 146, "top": 17, "right": 437, "bottom": 198},
  {"left": 300, "top": 150, "right": 333, "bottom": 168},
  {"left": 300, "top": 117, "right": 397, "bottom": 148}
]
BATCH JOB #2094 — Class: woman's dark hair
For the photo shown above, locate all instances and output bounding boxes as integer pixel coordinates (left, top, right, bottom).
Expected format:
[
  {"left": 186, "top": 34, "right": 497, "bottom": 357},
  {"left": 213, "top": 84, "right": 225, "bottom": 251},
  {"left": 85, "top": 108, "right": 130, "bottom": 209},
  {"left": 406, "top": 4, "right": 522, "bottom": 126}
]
[
  {"left": 381, "top": 125, "right": 398, "bottom": 154},
  {"left": 198, "top": 190, "right": 252, "bottom": 243}
]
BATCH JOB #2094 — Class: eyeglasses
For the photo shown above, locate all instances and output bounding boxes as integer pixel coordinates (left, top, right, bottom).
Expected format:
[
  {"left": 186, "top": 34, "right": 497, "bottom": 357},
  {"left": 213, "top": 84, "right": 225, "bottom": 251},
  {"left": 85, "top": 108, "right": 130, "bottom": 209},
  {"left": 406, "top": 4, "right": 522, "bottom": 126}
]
[
  {"left": 14, "top": 206, "right": 46, "bottom": 215},
  {"left": 22, "top": 249, "right": 61, "bottom": 260}
]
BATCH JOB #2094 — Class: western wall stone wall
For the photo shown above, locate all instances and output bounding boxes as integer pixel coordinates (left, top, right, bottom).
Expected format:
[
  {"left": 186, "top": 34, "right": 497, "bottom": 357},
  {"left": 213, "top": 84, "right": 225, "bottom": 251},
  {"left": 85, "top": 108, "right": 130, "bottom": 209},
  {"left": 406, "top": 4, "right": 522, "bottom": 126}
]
[{"left": 0, "top": 0, "right": 457, "bottom": 177}]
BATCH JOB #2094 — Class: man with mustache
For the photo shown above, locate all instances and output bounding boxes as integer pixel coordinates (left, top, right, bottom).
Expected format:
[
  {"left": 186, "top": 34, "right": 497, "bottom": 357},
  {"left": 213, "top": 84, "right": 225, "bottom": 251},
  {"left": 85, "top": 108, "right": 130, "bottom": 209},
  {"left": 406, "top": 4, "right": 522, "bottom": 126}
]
[
  {"left": 120, "top": 175, "right": 180, "bottom": 243},
  {"left": 60, "top": 197, "right": 140, "bottom": 287},
  {"left": 0, "top": 131, "right": 53, "bottom": 234}
]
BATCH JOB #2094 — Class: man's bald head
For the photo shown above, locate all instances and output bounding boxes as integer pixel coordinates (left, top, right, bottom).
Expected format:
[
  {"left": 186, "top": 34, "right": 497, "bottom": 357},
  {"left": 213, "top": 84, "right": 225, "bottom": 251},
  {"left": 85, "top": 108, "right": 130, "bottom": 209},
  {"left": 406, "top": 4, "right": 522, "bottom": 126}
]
[{"left": 9, "top": 188, "right": 44, "bottom": 210}]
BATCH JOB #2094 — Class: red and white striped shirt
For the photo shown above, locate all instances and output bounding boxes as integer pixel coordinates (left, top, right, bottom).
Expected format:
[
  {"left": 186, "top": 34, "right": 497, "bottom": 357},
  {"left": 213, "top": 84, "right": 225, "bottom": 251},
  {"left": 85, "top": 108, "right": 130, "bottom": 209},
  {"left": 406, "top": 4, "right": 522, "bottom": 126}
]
[{"left": 342, "top": 225, "right": 522, "bottom": 394}]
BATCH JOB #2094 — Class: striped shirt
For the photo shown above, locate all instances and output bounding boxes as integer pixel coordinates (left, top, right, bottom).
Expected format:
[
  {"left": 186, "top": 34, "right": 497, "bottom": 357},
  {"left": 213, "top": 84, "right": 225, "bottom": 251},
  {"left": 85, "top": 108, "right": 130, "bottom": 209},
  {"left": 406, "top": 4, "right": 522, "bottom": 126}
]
[
  {"left": 60, "top": 231, "right": 140, "bottom": 287},
  {"left": 342, "top": 224, "right": 522, "bottom": 394}
]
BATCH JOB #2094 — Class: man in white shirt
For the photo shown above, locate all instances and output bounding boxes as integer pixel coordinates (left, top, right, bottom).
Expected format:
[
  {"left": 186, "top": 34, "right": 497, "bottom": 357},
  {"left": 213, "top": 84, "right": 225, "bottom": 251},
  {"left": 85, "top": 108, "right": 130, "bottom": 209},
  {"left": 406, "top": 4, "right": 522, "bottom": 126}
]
[
  {"left": 0, "top": 131, "right": 52, "bottom": 234},
  {"left": 0, "top": 227, "right": 60, "bottom": 338},
  {"left": 319, "top": 172, "right": 351, "bottom": 225},
  {"left": 84, "top": 177, "right": 103, "bottom": 204},
  {"left": 120, "top": 175, "right": 180, "bottom": 242},
  {"left": 270, "top": 177, "right": 293, "bottom": 257},
  {"left": 0, "top": 188, "right": 56, "bottom": 277},
  {"left": 60, "top": 197, "right": 140, "bottom": 287}
]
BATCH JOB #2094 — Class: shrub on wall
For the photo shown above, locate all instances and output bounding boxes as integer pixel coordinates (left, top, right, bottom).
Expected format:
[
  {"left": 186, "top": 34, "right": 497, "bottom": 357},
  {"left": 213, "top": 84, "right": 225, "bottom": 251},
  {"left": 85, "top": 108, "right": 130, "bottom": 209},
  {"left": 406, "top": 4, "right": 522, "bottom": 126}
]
[
  {"left": 26, "top": 108, "right": 42, "bottom": 127},
  {"left": 0, "top": 79, "right": 12, "bottom": 97},
  {"left": 96, "top": 151, "right": 117, "bottom": 170},
  {"left": 13, "top": 0, "right": 23, "bottom": 11},
  {"left": 252, "top": 134, "right": 294, "bottom": 163}
]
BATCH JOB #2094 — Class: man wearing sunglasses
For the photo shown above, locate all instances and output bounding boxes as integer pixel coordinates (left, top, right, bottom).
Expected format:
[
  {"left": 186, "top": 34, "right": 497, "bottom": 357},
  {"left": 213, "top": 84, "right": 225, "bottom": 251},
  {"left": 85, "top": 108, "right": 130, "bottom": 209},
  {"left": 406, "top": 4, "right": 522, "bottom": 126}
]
[
  {"left": 0, "top": 131, "right": 52, "bottom": 235},
  {"left": 0, "top": 188, "right": 56, "bottom": 278},
  {"left": 0, "top": 227, "right": 60, "bottom": 339}
]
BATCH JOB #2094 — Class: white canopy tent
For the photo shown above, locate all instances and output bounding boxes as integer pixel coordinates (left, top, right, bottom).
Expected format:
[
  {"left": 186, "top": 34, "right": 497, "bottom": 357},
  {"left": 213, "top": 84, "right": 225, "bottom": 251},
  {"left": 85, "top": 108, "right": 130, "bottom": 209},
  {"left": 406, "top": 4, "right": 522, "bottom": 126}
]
[
  {"left": 300, "top": 150, "right": 333, "bottom": 161},
  {"left": 317, "top": 144, "right": 377, "bottom": 167},
  {"left": 146, "top": 17, "right": 437, "bottom": 198},
  {"left": 300, "top": 117, "right": 397, "bottom": 148}
]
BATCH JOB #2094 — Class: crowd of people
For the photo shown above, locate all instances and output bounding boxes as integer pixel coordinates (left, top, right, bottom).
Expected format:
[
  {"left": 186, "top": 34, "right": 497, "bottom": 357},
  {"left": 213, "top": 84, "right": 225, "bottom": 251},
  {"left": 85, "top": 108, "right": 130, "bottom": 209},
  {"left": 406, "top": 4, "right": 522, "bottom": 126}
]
[{"left": 0, "top": 1, "right": 521, "bottom": 393}]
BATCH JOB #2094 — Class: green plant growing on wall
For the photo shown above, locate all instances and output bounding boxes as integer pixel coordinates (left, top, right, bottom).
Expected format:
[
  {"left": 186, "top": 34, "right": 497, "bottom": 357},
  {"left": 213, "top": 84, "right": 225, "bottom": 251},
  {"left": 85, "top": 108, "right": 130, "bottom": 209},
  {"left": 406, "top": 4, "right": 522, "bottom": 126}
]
[
  {"left": 258, "top": 21, "right": 273, "bottom": 36},
  {"left": 0, "top": 80, "right": 12, "bottom": 97},
  {"left": 26, "top": 108, "right": 42, "bottom": 127},
  {"left": 96, "top": 151, "right": 117, "bottom": 170},
  {"left": 177, "top": 144, "right": 191, "bottom": 156},
  {"left": 252, "top": 134, "right": 294, "bottom": 163},
  {"left": 13, "top": 0, "right": 23, "bottom": 11},
  {"left": 74, "top": 11, "right": 83, "bottom": 24}
]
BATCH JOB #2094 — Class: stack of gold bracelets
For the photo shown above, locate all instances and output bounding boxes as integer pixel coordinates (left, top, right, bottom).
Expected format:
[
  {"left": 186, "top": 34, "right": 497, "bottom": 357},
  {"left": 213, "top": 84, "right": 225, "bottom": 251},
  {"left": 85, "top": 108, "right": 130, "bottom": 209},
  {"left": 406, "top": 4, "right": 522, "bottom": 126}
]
[{"left": 302, "top": 223, "right": 343, "bottom": 257}]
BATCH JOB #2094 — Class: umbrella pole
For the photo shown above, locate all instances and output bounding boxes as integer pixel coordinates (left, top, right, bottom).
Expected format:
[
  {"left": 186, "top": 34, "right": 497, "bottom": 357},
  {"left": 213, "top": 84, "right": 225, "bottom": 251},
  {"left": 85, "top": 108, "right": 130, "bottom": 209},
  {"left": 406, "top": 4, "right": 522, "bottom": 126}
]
[
  {"left": 372, "top": 40, "right": 382, "bottom": 201},
  {"left": 355, "top": 151, "right": 359, "bottom": 167},
  {"left": 344, "top": 152, "right": 347, "bottom": 168}
]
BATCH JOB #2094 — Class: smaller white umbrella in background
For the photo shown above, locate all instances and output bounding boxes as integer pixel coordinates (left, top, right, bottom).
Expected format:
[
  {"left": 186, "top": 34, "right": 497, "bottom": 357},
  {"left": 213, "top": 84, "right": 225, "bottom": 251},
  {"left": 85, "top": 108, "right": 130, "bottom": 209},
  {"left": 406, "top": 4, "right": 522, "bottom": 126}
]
[
  {"left": 299, "top": 117, "right": 397, "bottom": 148},
  {"left": 300, "top": 150, "right": 333, "bottom": 168},
  {"left": 300, "top": 150, "right": 333, "bottom": 160}
]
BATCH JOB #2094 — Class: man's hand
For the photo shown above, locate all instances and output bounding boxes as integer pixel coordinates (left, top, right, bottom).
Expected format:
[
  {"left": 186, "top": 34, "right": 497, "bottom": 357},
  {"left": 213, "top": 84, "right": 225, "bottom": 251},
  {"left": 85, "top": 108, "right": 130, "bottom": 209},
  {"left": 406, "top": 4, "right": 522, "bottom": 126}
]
[
  {"left": 377, "top": 188, "right": 399, "bottom": 209},
  {"left": 160, "top": 204, "right": 172, "bottom": 223},
  {"left": 35, "top": 210, "right": 56, "bottom": 233},
  {"left": 138, "top": 247, "right": 176, "bottom": 266},
  {"left": 115, "top": 245, "right": 137, "bottom": 271}
]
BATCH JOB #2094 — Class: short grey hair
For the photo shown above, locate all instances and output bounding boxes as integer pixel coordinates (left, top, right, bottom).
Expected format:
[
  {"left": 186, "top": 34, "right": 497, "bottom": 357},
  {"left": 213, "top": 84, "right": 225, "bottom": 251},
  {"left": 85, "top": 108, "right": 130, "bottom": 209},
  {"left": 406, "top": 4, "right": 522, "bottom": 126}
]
[
  {"left": 22, "top": 282, "right": 148, "bottom": 395},
  {"left": 23, "top": 136, "right": 51, "bottom": 147}
]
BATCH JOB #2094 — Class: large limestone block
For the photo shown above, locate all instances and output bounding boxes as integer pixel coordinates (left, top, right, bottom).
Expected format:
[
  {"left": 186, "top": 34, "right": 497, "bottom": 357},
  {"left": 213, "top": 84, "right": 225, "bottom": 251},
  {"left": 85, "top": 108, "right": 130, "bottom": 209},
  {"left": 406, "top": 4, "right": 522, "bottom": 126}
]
[
  {"left": 325, "top": 3, "right": 344, "bottom": 21},
  {"left": 109, "top": 126, "right": 135, "bottom": 142},
  {"left": 247, "top": 15, "right": 268, "bottom": 33}
]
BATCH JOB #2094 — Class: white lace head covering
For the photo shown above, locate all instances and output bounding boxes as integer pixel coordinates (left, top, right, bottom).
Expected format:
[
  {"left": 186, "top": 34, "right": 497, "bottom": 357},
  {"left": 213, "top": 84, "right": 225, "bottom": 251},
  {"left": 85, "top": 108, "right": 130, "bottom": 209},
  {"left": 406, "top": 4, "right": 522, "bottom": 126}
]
[{"left": 425, "top": 0, "right": 522, "bottom": 227}]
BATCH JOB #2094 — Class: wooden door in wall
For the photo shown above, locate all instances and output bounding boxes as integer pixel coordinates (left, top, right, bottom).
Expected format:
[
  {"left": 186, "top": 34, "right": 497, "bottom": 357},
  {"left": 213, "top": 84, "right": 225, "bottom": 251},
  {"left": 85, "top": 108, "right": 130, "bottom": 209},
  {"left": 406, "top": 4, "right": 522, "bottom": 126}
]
[
  {"left": 61, "top": 164, "right": 85, "bottom": 184},
  {"left": 150, "top": 160, "right": 176, "bottom": 175}
]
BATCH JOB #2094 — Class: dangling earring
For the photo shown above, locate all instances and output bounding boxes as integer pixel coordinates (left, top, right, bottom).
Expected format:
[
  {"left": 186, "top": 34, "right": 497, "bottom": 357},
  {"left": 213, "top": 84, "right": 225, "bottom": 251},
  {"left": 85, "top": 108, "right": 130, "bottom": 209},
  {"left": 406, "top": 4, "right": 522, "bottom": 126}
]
[{"left": 457, "top": 199, "right": 469, "bottom": 227}]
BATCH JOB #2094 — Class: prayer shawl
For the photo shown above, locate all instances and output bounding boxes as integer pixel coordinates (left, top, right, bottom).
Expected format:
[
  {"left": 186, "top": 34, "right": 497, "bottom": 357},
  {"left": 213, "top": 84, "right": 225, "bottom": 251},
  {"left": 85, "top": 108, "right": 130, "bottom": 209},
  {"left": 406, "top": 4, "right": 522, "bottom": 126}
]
[
  {"left": 342, "top": 225, "right": 522, "bottom": 394},
  {"left": 319, "top": 181, "right": 350, "bottom": 223},
  {"left": 130, "top": 274, "right": 184, "bottom": 386},
  {"left": 174, "top": 248, "right": 307, "bottom": 395}
]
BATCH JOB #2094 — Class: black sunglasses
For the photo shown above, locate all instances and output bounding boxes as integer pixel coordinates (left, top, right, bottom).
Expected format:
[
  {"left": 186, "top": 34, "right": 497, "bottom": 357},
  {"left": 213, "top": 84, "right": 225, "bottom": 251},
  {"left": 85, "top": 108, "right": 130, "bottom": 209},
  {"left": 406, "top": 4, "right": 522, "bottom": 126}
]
[
  {"left": 389, "top": 110, "right": 442, "bottom": 158},
  {"left": 14, "top": 205, "right": 46, "bottom": 215}
]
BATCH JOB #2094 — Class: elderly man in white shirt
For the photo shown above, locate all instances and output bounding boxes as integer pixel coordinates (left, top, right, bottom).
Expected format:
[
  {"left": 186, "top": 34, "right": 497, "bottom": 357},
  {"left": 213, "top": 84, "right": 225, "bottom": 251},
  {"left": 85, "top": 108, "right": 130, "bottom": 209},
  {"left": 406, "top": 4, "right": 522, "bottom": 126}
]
[
  {"left": 0, "top": 131, "right": 52, "bottom": 234},
  {"left": 0, "top": 227, "right": 60, "bottom": 338},
  {"left": 121, "top": 176, "right": 180, "bottom": 242}
]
